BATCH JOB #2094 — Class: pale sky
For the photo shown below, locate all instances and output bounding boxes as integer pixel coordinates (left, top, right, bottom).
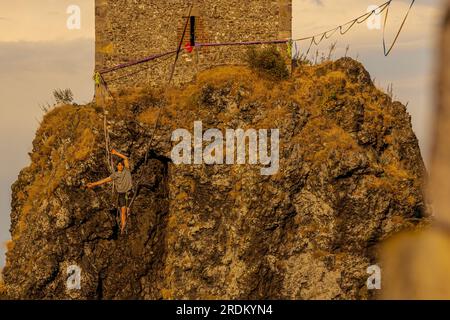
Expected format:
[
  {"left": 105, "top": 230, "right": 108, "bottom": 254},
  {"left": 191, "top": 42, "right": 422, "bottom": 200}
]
[{"left": 0, "top": 0, "right": 443, "bottom": 268}]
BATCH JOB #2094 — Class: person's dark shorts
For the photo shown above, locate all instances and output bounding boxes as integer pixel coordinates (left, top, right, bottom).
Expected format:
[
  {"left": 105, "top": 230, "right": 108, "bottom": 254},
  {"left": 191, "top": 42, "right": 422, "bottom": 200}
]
[{"left": 117, "top": 191, "right": 132, "bottom": 208}]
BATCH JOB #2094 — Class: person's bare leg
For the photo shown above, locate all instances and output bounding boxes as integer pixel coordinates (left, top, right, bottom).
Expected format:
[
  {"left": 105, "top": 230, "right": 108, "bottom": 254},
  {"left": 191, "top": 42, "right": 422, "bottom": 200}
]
[{"left": 121, "top": 207, "right": 127, "bottom": 234}]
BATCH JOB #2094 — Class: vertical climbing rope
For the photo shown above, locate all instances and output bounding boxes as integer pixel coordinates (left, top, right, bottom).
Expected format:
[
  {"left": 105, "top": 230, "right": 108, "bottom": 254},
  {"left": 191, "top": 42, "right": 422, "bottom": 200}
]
[
  {"left": 167, "top": 2, "right": 195, "bottom": 85},
  {"left": 94, "top": 72, "right": 116, "bottom": 196}
]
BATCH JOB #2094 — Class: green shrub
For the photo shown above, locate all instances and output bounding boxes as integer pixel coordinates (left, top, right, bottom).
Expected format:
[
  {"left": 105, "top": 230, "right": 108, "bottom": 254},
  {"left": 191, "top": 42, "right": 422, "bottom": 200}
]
[
  {"left": 246, "top": 47, "right": 289, "bottom": 80},
  {"left": 53, "top": 88, "right": 74, "bottom": 105}
]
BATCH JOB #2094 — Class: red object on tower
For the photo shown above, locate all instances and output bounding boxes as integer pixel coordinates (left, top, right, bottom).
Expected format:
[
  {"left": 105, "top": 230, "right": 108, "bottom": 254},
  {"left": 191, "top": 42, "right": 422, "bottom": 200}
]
[{"left": 184, "top": 42, "right": 194, "bottom": 53}]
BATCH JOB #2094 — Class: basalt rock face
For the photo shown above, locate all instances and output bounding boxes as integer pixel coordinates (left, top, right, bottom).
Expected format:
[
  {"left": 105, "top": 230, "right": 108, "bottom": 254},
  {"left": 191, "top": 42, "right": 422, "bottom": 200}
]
[{"left": 2, "top": 58, "right": 427, "bottom": 300}]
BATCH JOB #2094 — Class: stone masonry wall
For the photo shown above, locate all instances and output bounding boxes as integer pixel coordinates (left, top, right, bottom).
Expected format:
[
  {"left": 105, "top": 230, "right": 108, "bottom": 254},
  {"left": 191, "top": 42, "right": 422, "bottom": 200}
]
[{"left": 95, "top": 0, "right": 292, "bottom": 92}]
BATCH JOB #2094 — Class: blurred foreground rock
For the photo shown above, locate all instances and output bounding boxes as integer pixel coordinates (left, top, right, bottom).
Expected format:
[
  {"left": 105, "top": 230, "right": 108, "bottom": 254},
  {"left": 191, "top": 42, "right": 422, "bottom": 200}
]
[{"left": 382, "top": 0, "right": 450, "bottom": 299}]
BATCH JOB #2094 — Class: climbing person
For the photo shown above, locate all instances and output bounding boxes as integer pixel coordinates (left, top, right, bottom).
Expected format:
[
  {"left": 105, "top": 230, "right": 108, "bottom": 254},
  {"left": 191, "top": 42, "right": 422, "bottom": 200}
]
[{"left": 86, "top": 149, "right": 133, "bottom": 235}]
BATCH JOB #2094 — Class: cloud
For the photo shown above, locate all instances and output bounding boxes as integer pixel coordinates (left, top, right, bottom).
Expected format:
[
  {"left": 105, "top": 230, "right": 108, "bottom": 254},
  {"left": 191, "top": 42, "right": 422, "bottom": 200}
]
[
  {"left": 0, "top": 0, "right": 94, "bottom": 42},
  {"left": 311, "top": 0, "right": 324, "bottom": 5},
  {"left": 298, "top": 0, "right": 437, "bottom": 8},
  {"left": 293, "top": 0, "right": 442, "bottom": 49},
  {"left": 298, "top": 0, "right": 324, "bottom": 5},
  {"left": 0, "top": 39, "right": 94, "bottom": 75}
]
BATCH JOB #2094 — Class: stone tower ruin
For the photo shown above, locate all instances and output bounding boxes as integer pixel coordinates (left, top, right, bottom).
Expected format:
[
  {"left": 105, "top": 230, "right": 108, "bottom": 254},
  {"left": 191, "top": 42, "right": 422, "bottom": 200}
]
[{"left": 95, "top": 0, "right": 292, "bottom": 91}]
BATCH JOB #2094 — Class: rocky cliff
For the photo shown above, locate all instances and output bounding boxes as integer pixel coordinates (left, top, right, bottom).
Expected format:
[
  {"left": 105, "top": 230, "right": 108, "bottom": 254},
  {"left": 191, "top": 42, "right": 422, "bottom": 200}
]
[{"left": 1, "top": 58, "right": 427, "bottom": 299}]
